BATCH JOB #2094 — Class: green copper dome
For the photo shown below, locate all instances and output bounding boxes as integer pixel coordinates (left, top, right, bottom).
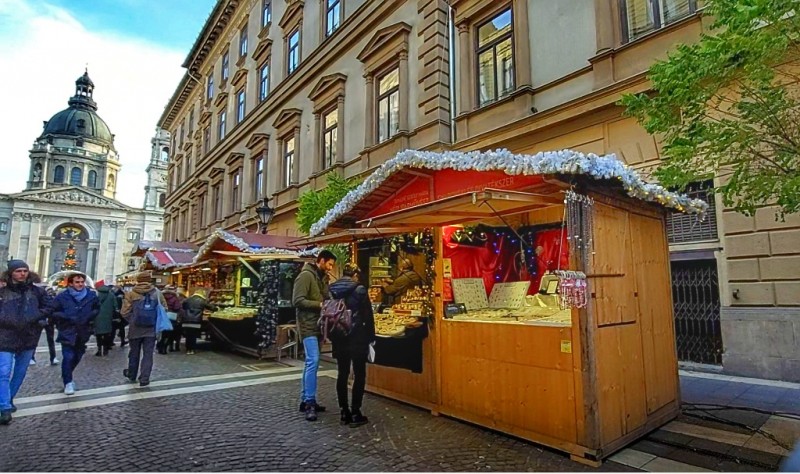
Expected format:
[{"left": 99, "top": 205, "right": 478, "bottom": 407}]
[{"left": 40, "top": 71, "right": 115, "bottom": 146}]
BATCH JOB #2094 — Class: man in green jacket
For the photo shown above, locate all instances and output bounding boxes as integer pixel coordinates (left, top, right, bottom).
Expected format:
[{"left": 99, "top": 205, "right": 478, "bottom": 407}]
[{"left": 292, "top": 249, "right": 336, "bottom": 421}]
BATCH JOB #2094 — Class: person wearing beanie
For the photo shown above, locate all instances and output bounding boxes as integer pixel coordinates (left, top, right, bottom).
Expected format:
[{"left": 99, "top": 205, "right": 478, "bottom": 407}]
[
  {"left": 0, "top": 259, "right": 53, "bottom": 425},
  {"left": 121, "top": 272, "right": 167, "bottom": 387},
  {"left": 50, "top": 273, "right": 99, "bottom": 395}
]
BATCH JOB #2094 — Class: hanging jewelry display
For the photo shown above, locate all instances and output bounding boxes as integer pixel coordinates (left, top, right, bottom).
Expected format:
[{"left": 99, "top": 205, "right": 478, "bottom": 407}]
[
  {"left": 255, "top": 259, "right": 280, "bottom": 357},
  {"left": 565, "top": 190, "right": 595, "bottom": 268},
  {"left": 555, "top": 270, "right": 588, "bottom": 309}
]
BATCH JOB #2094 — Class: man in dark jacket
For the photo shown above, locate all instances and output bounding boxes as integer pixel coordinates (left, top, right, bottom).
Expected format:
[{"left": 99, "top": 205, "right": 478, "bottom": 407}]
[
  {"left": 121, "top": 272, "right": 167, "bottom": 386},
  {"left": 381, "top": 257, "right": 423, "bottom": 304},
  {"left": 180, "top": 290, "right": 215, "bottom": 355},
  {"left": 329, "top": 263, "right": 375, "bottom": 427},
  {"left": 0, "top": 260, "right": 52, "bottom": 425},
  {"left": 94, "top": 282, "right": 119, "bottom": 356},
  {"left": 292, "top": 249, "right": 336, "bottom": 422},
  {"left": 51, "top": 273, "right": 99, "bottom": 395}
]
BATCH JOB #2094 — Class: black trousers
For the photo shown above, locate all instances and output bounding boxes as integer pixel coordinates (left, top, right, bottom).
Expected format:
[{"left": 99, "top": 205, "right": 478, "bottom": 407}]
[
  {"left": 95, "top": 334, "right": 113, "bottom": 351},
  {"left": 335, "top": 346, "right": 368, "bottom": 410},
  {"left": 183, "top": 327, "right": 200, "bottom": 351},
  {"left": 44, "top": 323, "right": 57, "bottom": 362}
]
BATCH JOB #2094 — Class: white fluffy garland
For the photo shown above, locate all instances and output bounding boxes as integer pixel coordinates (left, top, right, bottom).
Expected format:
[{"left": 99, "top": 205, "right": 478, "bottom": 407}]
[
  {"left": 193, "top": 229, "right": 296, "bottom": 263},
  {"left": 310, "top": 149, "right": 708, "bottom": 237}
]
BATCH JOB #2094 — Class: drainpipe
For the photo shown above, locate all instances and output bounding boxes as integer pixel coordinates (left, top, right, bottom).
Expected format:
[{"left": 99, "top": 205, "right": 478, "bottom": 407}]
[{"left": 447, "top": 2, "right": 457, "bottom": 146}]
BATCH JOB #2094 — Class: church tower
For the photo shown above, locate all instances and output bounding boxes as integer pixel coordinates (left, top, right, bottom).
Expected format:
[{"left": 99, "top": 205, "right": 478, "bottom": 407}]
[{"left": 143, "top": 128, "right": 170, "bottom": 211}]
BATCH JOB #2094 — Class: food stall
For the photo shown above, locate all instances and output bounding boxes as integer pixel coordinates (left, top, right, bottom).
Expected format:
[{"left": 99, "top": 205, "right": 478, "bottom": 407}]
[
  {"left": 129, "top": 240, "right": 198, "bottom": 288},
  {"left": 300, "top": 149, "right": 707, "bottom": 465},
  {"left": 191, "top": 229, "right": 310, "bottom": 358}
]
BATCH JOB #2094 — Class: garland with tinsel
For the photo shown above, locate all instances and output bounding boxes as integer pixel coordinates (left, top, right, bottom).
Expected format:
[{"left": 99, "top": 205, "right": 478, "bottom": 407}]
[
  {"left": 193, "top": 229, "right": 297, "bottom": 264},
  {"left": 309, "top": 149, "right": 708, "bottom": 237},
  {"left": 255, "top": 259, "right": 280, "bottom": 356}
]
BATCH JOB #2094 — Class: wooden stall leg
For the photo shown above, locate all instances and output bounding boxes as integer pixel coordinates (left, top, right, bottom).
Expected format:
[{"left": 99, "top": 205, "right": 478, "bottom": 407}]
[{"left": 570, "top": 454, "right": 602, "bottom": 468}]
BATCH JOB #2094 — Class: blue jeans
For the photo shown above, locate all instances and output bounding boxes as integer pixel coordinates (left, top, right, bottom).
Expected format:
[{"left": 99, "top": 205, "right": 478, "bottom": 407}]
[
  {"left": 0, "top": 349, "right": 36, "bottom": 411},
  {"left": 301, "top": 336, "right": 321, "bottom": 403},
  {"left": 61, "top": 342, "right": 87, "bottom": 385}
]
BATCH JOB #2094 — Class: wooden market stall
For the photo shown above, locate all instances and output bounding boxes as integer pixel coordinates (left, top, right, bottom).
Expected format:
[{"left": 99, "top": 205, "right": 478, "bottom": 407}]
[
  {"left": 300, "top": 149, "right": 707, "bottom": 464},
  {"left": 191, "top": 229, "right": 310, "bottom": 358},
  {"left": 129, "top": 240, "right": 198, "bottom": 288}
]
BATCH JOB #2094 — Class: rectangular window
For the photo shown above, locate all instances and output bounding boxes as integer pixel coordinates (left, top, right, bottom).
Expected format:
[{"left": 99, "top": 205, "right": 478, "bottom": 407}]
[
  {"left": 176, "top": 160, "right": 183, "bottom": 185},
  {"left": 259, "top": 63, "right": 270, "bottom": 101},
  {"left": 179, "top": 123, "right": 185, "bottom": 147},
  {"left": 231, "top": 171, "right": 241, "bottom": 212},
  {"left": 128, "top": 230, "right": 140, "bottom": 242},
  {"left": 187, "top": 151, "right": 194, "bottom": 175},
  {"left": 283, "top": 137, "right": 295, "bottom": 188},
  {"left": 255, "top": 155, "right": 264, "bottom": 200},
  {"left": 237, "top": 90, "right": 246, "bottom": 123},
  {"left": 287, "top": 29, "right": 301, "bottom": 74},
  {"left": 377, "top": 68, "right": 400, "bottom": 143},
  {"left": 0, "top": 221, "right": 8, "bottom": 233},
  {"left": 198, "top": 194, "right": 206, "bottom": 226},
  {"left": 207, "top": 72, "right": 214, "bottom": 99},
  {"left": 213, "top": 184, "right": 222, "bottom": 221},
  {"left": 218, "top": 110, "right": 227, "bottom": 141},
  {"left": 322, "top": 109, "right": 338, "bottom": 169},
  {"left": 622, "top": 0, "right": 698, "bottom": 42},
  {"left": 477, "top": 9, "right": 514, "bottom": 107},
  {"left": 326, "top": 0, "right": 341, "bottom": 37},
  {"left": 239, "top": 24, "right": 248, "bottom": 57},
  {"left": 203, "top": 127, "right": 211, "bottom": 154},
  {"left": 188, "top": 108, "right": 194, "bottom": 133},
  {"left": 222, "top": 52, "right": 230, "bottom": 81},
  {"left": 262, "top": 0, "right": 272, "bottom": 27}
]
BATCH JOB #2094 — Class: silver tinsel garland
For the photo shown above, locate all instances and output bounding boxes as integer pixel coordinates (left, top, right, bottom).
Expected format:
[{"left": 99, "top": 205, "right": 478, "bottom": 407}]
[
  {"left": 309, "top": 149, "right": 708, "bottom": 237},
  {"left": 193, "top": 229, "right": 296, "bottom": 264}
]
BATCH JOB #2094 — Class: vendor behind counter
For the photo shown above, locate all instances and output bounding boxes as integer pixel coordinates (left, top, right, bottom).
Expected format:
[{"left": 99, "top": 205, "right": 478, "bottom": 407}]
[{"left": 381, "top": 257, "right": 424, "bottom": 304}]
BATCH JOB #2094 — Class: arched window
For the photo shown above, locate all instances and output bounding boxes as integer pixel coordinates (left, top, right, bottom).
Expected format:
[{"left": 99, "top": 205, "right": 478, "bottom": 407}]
[
  {"left": 54, "top": 165, "right": 65, "bottom": 184},
  {"left": 88, "top": 170, "right": 97, "bottom": 188},
  {"left": 158, "top": 193, "right": 166, "bottom": 208},
  {"left": 161, "top": 147, "right": 169, "bottom": 162},
  {"left": 70, "top": 167, "right": 82, "bottom": 185}
]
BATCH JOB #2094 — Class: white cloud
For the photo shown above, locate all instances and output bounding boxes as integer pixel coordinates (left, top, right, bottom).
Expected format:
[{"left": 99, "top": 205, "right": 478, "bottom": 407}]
[{"left": 0, "top": 0, "right": 184, "bottom": 207}]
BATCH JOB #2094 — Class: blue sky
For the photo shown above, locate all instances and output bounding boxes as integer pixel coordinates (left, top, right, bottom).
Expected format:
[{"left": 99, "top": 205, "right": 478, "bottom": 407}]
[
  {"left": 0, "top": 0, "right": 216, "bottom": 207},
  {"left": 43, "top": 0, "right": 216, "bottom": 51}
]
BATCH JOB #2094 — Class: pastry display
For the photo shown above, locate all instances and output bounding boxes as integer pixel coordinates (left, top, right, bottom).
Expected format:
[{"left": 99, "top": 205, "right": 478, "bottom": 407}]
[{"left": 210, "top": 306, "right": 258, "bottom": 321}]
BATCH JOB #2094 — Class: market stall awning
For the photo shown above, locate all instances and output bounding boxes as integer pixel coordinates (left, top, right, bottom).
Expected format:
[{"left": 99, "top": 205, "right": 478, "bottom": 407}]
[
  {"left": 355, "top": 188, "right": 563, "bottom": 228},
  {"left": 143, "top": 249, "right": 197, "bottom": 270},
  {"left": 211, "top": 250, "right": 305, "bottom": 260},
  {"left": 289, "top": 227, "right": 415, "bottom": 246},
  {"left": 193, "top": 229, "right": 300, "bottom": 263},
  {"left": 132, "top": 240, "right": 198, "bottom": 257}
]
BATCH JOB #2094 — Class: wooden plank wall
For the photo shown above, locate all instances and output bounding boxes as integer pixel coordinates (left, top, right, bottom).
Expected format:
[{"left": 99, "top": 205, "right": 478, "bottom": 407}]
[
  {"left": 439, "top": 321, "right": 579, "bottom": 447},
  {"left": 366, "top": 330, "right": 438, "bottom": 407},
  {"left": 589, "top": 201, "right": 679, "bottom": 447}
]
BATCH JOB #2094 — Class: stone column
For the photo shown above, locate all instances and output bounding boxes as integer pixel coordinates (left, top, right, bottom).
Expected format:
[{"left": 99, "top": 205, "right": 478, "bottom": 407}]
[
  {"left": 111, "top": 221, "right": 127, "bottom": 282},
  {"left": 96, "top": 220, "right": 112, "bottom": 282},
  {"left": 312, "top": 112, "right": 322, "bottom": 173},
  {"left": 41, "top": 245, "right": 52, "bottom": 275},
  {"left": 457, "top": 23, "right": 472, "bottom": 114},
  {"left": 336, "top": 96, "right": 345, "bottom": 164},
  {"left": 242, "top": 154, "right": 254, "bottom": 206},
  {"left": 513, "top": 0, "right": 532, "bottom": 88},
  {"left": 364, "top": 74, "right": 375, "bottom": 148},
  {"left": 8, "top": 213, "right": 24, "bottom": 261},
  {"left": 26, "top": 214, "right": 43, "bottom": 266},
  {"left": 398, "top": 51, "right": 410, "bottom": 133}
]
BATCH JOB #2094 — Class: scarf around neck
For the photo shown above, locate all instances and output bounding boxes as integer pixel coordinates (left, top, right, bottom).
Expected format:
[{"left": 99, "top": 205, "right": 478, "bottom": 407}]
[{"left": 68, "top": 287, "right": 88, "bottom": 301}]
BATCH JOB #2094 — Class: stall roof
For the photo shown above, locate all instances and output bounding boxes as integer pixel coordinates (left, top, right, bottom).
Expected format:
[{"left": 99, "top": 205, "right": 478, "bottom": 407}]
[
  {"left": 290, "top": 227, "right": 415, "bottom": 246},
  {"left": 193, "top": 229, "right": 300, "bottom": 263},
  {"left": 309, "top": 149, "right": 708, "bottom": 237},
  {"left": 132, "top": 240, "right": 197, "bottom": 257},
  {"left": 144, "top": 249, "right": 196, "bottom": 270}
]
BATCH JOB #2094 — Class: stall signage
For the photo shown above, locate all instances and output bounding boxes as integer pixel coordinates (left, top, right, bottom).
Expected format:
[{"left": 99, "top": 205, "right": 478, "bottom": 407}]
[{"left": 367, "top": 169, "right": 544, "bottom": 219}]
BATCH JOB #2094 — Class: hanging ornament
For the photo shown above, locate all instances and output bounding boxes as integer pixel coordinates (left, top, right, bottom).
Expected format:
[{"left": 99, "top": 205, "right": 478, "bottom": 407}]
[
  {"left": 555, "top": 270, "right": 588, "bottom": 309},
  {"left": 565, "top": 190, "right": 595, "bottom": 268},
  {"left": 255, "top": 260, "right": 280, "bottom": 356}
]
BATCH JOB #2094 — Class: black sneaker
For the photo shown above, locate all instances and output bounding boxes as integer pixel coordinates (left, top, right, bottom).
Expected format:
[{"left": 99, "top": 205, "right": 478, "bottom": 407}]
[
  {"left": 298, "top": 401, "right": 327, "bottom": 412},
  {"left": 10, "top": 404, "right": 17, "bottom": 413},
  {"left": 139, "top": 381, "right": 150, "bottom": 387},
  {"left": 340, "top": 408, "right": 352, "bottom": 425},
  {"left": 304, "top": 404, "right": 318, "bottom": 422},
  {"left": 122, "top": 369, "right": 136, "bottom": 383},
  {"left": 0, "top": 410, "right": 11, "bottom": 425},
  {"left": 350, "top": 409, "right": 369, "bottom": 427}
]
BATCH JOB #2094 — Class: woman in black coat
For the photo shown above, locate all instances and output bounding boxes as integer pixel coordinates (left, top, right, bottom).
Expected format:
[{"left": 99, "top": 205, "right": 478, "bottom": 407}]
[{"left": 328, "top": 263, "right": 375, "bottom": 427}]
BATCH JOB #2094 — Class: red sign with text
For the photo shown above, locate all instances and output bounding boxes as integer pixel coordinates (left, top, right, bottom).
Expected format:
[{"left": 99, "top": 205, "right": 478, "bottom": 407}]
[{"left": 366, "top": 169, "right": 543, "bottom": 219}]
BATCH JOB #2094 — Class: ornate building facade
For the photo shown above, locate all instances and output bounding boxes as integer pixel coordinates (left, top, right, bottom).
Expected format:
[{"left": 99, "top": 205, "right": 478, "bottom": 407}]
[
  {"left": 160, "top": 0, "right": 800, "bottom": 381},
  {"left": 0, "top": 71, "right": 167, "bottom": 283}
]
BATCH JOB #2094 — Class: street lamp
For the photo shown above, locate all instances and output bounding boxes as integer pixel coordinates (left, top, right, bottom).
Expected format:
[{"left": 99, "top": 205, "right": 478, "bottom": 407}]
[{"left": 256, "top": 196, "right": 275, "bottom": 234}]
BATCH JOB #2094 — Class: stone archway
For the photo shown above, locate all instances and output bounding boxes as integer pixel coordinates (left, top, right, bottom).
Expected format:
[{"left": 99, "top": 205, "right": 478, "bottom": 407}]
[{"left": 49, "top": 223, "right": 90, "bottom": 276}]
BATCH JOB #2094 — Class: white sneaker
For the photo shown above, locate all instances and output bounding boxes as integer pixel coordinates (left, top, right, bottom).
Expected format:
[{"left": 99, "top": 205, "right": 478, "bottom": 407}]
[
  {"left": 50, "top": 358, "right": 60, "bottom": 366},
  {"left": 29, "top": 359, "right": 36, "bottom": 366},
  {"left": 64, "top": 382, "right": 75, "bottom": 395}
]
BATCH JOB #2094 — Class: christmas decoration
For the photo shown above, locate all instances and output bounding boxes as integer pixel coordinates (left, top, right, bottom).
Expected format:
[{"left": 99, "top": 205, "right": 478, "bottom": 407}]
[
  {"left": 61, "top": 240, "right": 79, "bottom": 271},
  {"left": 565, "top": 190, "right": 595, "bottom": 268},
  {"left": 555, "top": 270, "right": 588, "bottom": 309},
  {"left": 255, "top": 259, "right": 280, "bottom": 356},
  {"left": 193, "top": 229, "right": 296, "bottom": 264},
  {"left": 309, "top": 149, "right": 708, "bottom": 237}
]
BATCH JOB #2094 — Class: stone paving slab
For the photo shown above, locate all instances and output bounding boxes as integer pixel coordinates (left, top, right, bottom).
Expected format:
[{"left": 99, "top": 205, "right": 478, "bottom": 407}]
[{"left": 0, "top": 376, "right": 636, "bottom": 472}]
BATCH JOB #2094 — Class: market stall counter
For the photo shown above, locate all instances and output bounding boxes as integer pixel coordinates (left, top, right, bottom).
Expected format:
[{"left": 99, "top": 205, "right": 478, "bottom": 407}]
[{"left": 299, "top": 149, "right": 707, "bottom": 465}]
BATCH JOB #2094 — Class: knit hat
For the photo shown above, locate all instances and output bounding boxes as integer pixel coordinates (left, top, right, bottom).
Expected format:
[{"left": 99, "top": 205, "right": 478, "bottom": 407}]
[
  {"left": 7, "top": 259, "right": 29, "bottom": 273},
  {"left": 136, "top": 272, "right": 153, "bottom": 283}
]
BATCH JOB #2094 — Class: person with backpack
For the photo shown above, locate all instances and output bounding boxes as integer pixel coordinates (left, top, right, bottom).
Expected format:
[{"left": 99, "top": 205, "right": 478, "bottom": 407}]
[
  {"left": 50, "top": 272, "right": 99, "bottom": 395},
  {"left": 292, "top": 249, "right": 336, "bottom": 422},
  {"left": 94, "top": 281, "right": 119, "bottom": 356},
  {"left": 120, "top": 272, "right": 167, "bottom": 387},
  {"left": 0, "top": 260, "right": 52, "bottom": 425},
  {"left": 180, "top": 289, "right": 214, "bottom": 355},
  {"left": 328, "top": 263, "right": 375, "bottom": 427}
]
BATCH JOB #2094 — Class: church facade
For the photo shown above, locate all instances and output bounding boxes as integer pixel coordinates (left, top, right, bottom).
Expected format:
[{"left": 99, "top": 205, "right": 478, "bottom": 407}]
[{"left": 0, "top": 71, "right": 168, "bottom": 283}]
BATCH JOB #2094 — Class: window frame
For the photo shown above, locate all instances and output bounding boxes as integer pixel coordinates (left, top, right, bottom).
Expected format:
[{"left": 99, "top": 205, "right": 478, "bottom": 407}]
[
  {"left": 203, "top": 127, "right": 211, "bottom": 154},
  {"left": 70, "top": 166, "right": 82, "bottom": 186},
  {"left": 282, "top": 136, "right": 296, "bottom": 189},
  {"left": 475, "top": 8, "right": 515, "bottom": 107},
  {"left": 377, "top": 68, "right": 400, "bottom": 143},
  {"left": 239, "top": 23, "right": 249, "bottom": 58},
  {"left": 287, "top": 28, "right": 301, "bottom": 75},
  {"left": 236, "top": 89, "right": 246, "bottom": 124},
  {"left": 231, "top": 170, "right": 242, "bottom": 212},
  {"left": 321, "top": 107, "right": 338, "bottom": 170},
  {"left": 54, "top": 165, "right": 65, "bottom": 184},
  {"left": 254, "top": 154, "right": 265, "bottom": 200},
  {"left": 259, "top": 62, "right": 271, "bottom": 102},
  {"left": 620, "top": 0, "right": 700, "bottom": 43},
  {"left": 218, "top": 110, "right": 227, "bottom": 141},
  {"left": 262, "top": 0, "right": 272, "bottom": 27},
  {"left": 222, "top": 51, "right": 230, "bottom": 81},
  {"left": 213, "top": 183, "right": 223, "bottom": 221},
  {"left": 325, "top": 0, "right": 342, "bottom": 37},
  {"left": 88, "top": 170, "right": 97, "bottom": 188},
  {"left": 207, "top": 72, "right": 214, "bottom": 100}
]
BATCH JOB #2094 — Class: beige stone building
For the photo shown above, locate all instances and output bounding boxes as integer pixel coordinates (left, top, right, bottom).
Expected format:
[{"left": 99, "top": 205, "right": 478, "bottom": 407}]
[{"left": 159, "top": 0, "right": 800, "bottom": 381}]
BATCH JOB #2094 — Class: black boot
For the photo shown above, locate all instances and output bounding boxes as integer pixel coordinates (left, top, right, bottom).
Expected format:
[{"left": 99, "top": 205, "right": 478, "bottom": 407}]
[
  {"left": 95, "top": 349, "right": 102, "bottom": 356},
  {"left": 304, "top": 404, "right": 318, "bottom": 422},
  {"left": 298, "top": 401, "right": 327, "bottom": 412},
  {"left": 102, "top": 347, "right": 109, "bottom": 356},
  {"left": 0, "top": 410, "right": 11, "bottom": 425},
  {"left": 350, "top": 408, "right": 368, "bottom": 427},
  {"left": 340, "top": 408, "right": 352, "bottom": 425}
]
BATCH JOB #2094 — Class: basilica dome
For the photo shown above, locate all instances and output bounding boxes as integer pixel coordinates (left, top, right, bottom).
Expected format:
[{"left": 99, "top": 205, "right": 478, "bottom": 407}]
[{"left": 40, "top": 71, "right": 115, "bottom": 146}]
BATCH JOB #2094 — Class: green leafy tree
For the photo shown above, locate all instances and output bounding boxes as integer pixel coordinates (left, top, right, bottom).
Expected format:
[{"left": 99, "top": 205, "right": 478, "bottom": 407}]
[
  {"left": 296, "top": 173, "right": 361, "bottom": 265},
  {"left": 620, "top": 0, "right": 800, "bottom": 217}
]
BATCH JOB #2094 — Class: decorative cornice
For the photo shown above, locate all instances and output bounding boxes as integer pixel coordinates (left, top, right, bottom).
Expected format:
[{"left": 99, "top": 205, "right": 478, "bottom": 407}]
[
  {"left": 357, "top": 22, "right": 411, "bottom": 66},
  {"left": 225, "top": 152, "right": 245, "bottom": 166},
  {"left": 245, "top": 133, "right": 270, "bottom": 150},
  {"left": 279, "top": 0, "right": 305, "bottom": 30},
  {"left": 308, "top": 73, "right": 347, "bottom": 112},
  {"left": 273, "top": 108, "right": 303, "bottom": 133}
]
